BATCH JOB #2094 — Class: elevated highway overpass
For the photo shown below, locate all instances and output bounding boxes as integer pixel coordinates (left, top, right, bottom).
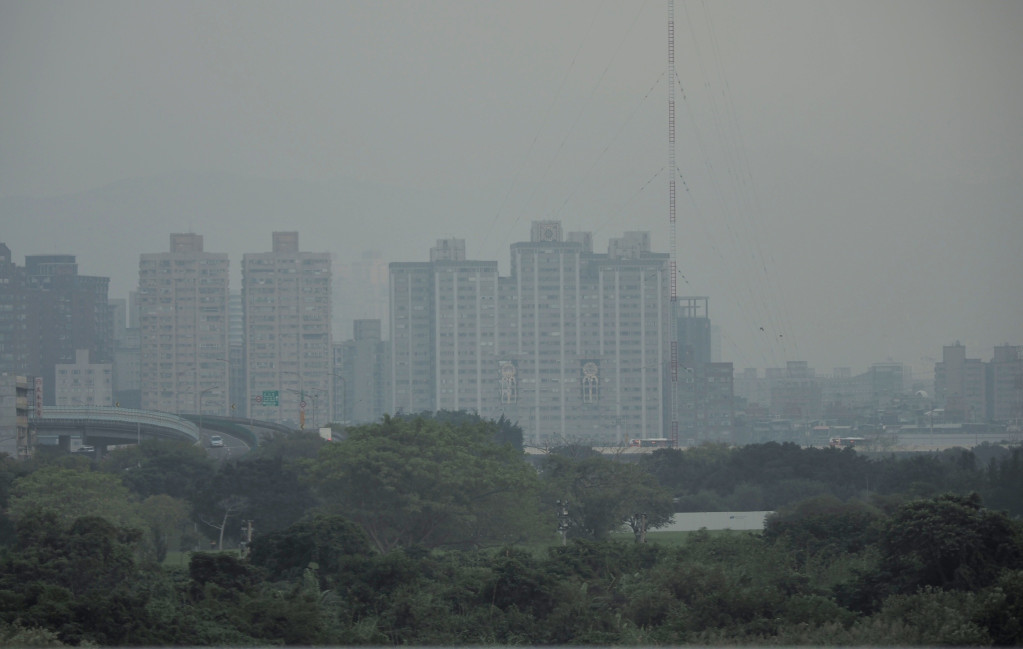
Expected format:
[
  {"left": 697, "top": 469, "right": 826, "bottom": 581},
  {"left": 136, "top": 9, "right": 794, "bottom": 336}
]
[{"left": 33, "top": 407, "right": 292, "bottom": 454}]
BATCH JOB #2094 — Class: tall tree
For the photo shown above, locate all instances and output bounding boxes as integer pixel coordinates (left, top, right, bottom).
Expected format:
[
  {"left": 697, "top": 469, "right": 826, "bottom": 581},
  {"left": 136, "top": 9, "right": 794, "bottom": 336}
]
[
  {"left": 541, "top": 455, "right": 674, "bottom": 541},
  {"left": 305, "top": 415, "right": 545, "bottom": 552},
  {"left": 878, "top": 493, "right": 1023, "bottom": 594},
  {"left": 138, "top": 494, "right": 193, "bottom": 562},
  {"left": 191, "top": 457, "right": 319, "bottom": 545},
  {"left": 101, "top": 439, "right": 215, "bottom": 500},
  {"left": 8, "top": 467, "right": 142, "bottom": 531}
]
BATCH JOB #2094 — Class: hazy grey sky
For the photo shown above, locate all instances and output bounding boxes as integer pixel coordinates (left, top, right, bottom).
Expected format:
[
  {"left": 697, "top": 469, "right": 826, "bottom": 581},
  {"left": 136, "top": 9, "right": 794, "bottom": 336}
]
[{"left": 2, "top": 0, "right": 1021, "bottom": 377}]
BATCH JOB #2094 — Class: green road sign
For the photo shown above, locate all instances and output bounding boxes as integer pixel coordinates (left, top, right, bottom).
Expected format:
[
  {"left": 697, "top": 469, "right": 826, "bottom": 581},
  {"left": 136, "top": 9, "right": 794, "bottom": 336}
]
[{"left": 261, "top": 390, "right": 279, "bottom": 407}]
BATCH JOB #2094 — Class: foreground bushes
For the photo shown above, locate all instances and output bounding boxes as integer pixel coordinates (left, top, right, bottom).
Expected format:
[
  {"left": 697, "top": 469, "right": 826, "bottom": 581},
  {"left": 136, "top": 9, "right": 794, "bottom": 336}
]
[{"left": 2, "top": 492, "right": 1023, "bottom": 645}]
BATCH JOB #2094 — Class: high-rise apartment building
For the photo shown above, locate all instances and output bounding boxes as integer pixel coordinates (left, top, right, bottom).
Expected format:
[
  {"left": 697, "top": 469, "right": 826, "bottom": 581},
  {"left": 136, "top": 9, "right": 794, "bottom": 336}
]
[
  {"left": 769, "top": 361, "right": 822, "bottom": 421},
  {"left": 139, "top": 234, "right": 230, "bottom": 415},
  {"left": 935, "top": 343, "right": 987, "bottom": 423},
  {"left": 228, "top": 290, "right": 246, "bottom": 417},
  {"left": 335, "top": 250, "right": 389, "bottom": 339},
  {"left": 25, "top": 255, "right": 112, "bottom": 405},
  {"left": 242, "top": 232, "right": 332, "bottom": 427},
  {"left": 695, "top": 362, "right": 735, "bottom": 437},
  {"left": 389, "top": 222, "right": 670, "bottom": 445},
  {"left": 55, "top": 349, "right": 113, "bottom": 406},
  {"left": 390, "top": 239, "right": 499, "bottom": 415},
  {"left": 334, "top": 319, "right": 389, "bottom": 424},
  {"left": 0, "top": 245, "right": 112, "bottom": 405},
  {"left": 677, "top": 297, "right": 712, "bottom": 365},
  {"left": 674, "top": 297, "right": 735, "bottom": 440},
  {"left": 389, "top": 259, "right": 444, "bottom": 415},
  {"left": 988, "top": 345, "right": 1022, "bottom": 424},
  {"left": 0, "top": 244, "right": 25, "bottom": 378},
  {"left": 0, "top": 373, "right": 31, "bottom": 459}
]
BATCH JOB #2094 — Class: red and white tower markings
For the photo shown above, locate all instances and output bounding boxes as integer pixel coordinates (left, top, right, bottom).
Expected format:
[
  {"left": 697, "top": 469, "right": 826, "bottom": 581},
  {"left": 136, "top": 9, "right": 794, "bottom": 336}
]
[{"left": 668, "top": 0, "right": 680, "bottom": 448}]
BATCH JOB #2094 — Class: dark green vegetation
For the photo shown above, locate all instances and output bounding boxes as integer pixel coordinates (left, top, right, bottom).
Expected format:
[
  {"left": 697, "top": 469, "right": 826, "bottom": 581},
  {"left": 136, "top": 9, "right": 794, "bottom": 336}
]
[{"left": 1, "top": 415, "right": 1023, "bottom": 646}]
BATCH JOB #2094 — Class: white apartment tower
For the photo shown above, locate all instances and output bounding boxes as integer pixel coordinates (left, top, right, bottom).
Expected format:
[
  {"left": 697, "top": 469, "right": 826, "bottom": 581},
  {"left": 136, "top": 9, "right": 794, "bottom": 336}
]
[
  {"left": 389, "top": 239, "right": 500, "bottom": 415},
  {"left": 501, "top": 225, "right": 668, "bottom": 444},
  {"left": 389, "top": 222, "right": 670, "bottom": 445},
  {"left": 243, "top": 232, "right": 332, "bottom": 427},
  {"left": 139, "top": 234, "right": 230, "bottom": 415}
]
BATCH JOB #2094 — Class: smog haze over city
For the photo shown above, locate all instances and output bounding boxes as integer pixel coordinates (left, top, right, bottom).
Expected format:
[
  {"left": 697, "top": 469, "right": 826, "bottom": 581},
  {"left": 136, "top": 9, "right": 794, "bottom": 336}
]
[{"left": 2, "top": 0, "right": 1021, "bottom": 377}]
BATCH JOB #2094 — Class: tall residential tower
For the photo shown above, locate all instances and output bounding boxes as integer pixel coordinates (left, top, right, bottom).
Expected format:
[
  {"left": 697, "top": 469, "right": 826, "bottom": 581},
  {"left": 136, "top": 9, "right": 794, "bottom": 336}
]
[
  {"left": 389, "top": 221, "right": 670, "bottom": 445},
  {"left": 242, "top": 232, "right": 332, "bottom": 427},
  {"left": 138, "top": 234, "right": 230, "bottom": 415}
]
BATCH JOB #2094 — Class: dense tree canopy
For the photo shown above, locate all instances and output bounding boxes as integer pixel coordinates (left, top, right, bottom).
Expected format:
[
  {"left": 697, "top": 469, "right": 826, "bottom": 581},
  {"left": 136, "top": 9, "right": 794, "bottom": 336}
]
[
  {"left": 8, "top": 467, "right": 142, "bottom": 531},
  {"left": 306, "top": 415, "right": 546, "bottom": 552},
  {"left": 2, "top": 422, "right": 1023, "bottom": 645},
  {"left": 878, "top": 493, "right": 1023, "bottom": 595},
  {"left": 248, "top": 513, "right": 372, "bottom": 583},
  {"left": 101, "top": 440, "right": 215, "bottom": 500},
  {"left": 541, "top": 454, "right": 674, "bottom": 541}
]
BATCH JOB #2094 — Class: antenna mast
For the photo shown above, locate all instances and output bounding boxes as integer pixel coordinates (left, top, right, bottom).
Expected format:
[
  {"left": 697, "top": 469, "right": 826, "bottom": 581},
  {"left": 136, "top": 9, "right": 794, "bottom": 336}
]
[{"left": 668, "top": 0, "right": 679, "bottom": 448}]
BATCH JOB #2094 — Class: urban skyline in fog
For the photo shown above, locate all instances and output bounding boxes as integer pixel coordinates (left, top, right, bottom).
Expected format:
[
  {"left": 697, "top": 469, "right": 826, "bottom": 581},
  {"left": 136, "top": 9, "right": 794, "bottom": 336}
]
[
  {"left": 3, "top": 1, "right": 1022, "bottom": 377},
  {"left": 0, "top": 226, "right": 1012, "bottom": 383}
]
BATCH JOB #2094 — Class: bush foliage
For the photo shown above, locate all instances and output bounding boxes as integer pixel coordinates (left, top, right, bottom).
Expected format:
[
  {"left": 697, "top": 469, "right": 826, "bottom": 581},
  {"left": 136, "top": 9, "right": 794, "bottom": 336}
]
[{"left": 1, "top": 422, "right": 1022, "bottom": 645}]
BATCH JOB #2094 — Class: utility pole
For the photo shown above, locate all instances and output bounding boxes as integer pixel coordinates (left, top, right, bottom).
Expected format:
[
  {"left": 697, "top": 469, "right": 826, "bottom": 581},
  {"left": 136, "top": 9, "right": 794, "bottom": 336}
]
[{"left": 198, "top": 385, "right": 219, "bottom": 436}]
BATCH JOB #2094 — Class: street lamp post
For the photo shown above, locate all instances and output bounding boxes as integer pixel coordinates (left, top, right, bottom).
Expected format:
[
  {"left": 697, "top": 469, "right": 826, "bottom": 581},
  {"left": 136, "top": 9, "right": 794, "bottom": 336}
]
[
  {"left": 174, "top": 368, "right": 195, "bottom": 414},
  {"left": 282, "top": 371, "right": 305, "bottom": 428},
  {"left": 305, "top": 388, "right": 324, "bottom": 429},
  {"left": 284, "top": 388, "right": 308, "bottom": 430},
  {"left": 330, "top": 373, "right": 346, "bottom": 425},
  {"left": 198, "top": 386, "right": 220, "bottom": 437}
]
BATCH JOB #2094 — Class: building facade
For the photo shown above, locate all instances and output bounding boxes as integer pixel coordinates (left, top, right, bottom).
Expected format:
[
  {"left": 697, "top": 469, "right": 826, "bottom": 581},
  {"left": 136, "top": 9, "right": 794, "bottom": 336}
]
[
  {"left": 935, "top": 343, "right": 987, "bottom": 423},
  {"left": 987, "top": 345, "right": 1022, "bottom": 425},
  {"left": 769, "top": 361, "right": 822, "bottom": 421},
  {"left": 55, "top": 349, "right": 113, "bottom": 407},
  {"left": 0, "top": 245, "right": 25, "bottom": 380},
  {"left": 0, "top": 373, "right": 31, "bottom": 459},
  {"left": 138, "top": 234, "right": 230, "bottom": 415},
  {"left": 0, "top": 245, "right": 113, "bottom": 406},
  {"left": 242, "top": 232, "right": 332, "bottom": 427},
  {"left": 389, "top": 222, "right": 670, "bottom": 445},
  {"left": 334, "top": 319, "right": 389, "bottom": 424}
]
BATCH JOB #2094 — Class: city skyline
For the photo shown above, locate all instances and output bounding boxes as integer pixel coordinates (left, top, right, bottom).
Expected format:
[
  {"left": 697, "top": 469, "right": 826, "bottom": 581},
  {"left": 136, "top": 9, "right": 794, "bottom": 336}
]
[
  {"left": 3, "top": 1, "right": 1022, "bottom": 377},
  {"left": 0, "top": 229, "right": 1014, "bottom": 380},
  {"left": 1, "top": 229, "right": 1018, "bottom": 441}
]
